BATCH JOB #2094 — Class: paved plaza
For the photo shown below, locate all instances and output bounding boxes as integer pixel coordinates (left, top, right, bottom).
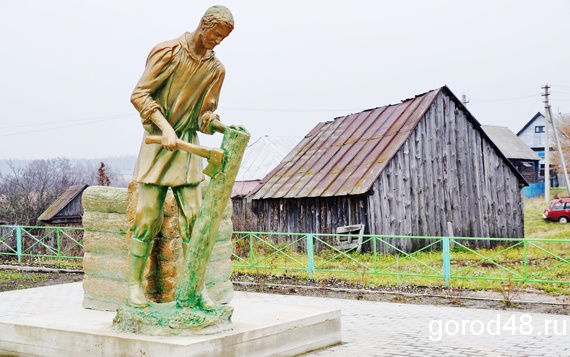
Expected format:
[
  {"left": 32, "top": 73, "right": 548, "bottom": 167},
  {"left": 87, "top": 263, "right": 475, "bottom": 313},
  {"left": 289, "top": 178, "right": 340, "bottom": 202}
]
[
  {"left": 0, "top": 283, "right": 569, "bottom": 356},
  {"left": 293, "top": 294, "right": 570, "bottom": 357}
]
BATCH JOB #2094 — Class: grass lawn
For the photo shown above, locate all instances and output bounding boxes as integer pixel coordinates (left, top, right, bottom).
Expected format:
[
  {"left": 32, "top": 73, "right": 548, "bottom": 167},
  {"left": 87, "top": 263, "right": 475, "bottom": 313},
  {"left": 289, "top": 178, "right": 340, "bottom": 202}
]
[{"left": 524, "top": 189, "right": 570, "bottom": 239}]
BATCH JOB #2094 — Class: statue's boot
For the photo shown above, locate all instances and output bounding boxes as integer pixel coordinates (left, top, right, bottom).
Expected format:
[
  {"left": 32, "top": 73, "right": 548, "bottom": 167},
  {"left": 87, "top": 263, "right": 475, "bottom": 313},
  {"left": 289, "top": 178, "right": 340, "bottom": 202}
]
[
  {"left": 182, "top": 241, "right": 216, "bottom": 312},
  {"left": 126, "top": 238, "right": 153, "bottom": 308}
]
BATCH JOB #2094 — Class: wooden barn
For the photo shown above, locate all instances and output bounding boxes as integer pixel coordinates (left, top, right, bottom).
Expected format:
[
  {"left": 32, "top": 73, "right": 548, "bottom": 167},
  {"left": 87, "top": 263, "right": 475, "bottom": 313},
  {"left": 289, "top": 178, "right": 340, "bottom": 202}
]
[
  {"left": 248, "top": 86, "right": 528, "bottom": 251},
  {"left": 37, "top": 184, "right": 88, "bottom": 226}
]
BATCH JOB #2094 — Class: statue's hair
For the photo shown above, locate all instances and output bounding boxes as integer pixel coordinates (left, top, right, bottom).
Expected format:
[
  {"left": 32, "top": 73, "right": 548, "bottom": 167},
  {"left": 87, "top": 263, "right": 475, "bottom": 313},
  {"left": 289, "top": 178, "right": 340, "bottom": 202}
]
[{"left": 200, "top": 5, "right": 234, "bottom": 30}]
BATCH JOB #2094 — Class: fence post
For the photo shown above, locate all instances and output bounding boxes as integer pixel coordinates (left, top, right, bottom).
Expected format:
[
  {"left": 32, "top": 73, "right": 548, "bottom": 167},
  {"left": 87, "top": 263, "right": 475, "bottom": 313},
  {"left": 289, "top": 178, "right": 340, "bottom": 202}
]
[
  {"left": 373, "top": 235, "right": 378, "bottom": 273},
  {"left": 57, "top": 228, "right": 61, "bottom": 257},
  {"left": 15, "top": 226, "right": 22, "bottom": 263},
  {"left": 442, "top": 236, "right": 451, "bottom": 287},
  {"left": 523, "top": 239, "right": 528, "bottom": 282},
  {"left": 307, "top": 234, "right": 314, "bottom": 280},
  {"left": 249, "top": 233, "right": 254, "bottom": 268}
]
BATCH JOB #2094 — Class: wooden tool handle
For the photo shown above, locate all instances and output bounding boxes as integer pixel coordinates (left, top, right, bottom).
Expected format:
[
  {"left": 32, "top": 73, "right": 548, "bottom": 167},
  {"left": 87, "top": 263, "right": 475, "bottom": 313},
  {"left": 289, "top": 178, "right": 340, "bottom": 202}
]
[{"left": 145, "top": 136, "right": 211, "bottom": 159}]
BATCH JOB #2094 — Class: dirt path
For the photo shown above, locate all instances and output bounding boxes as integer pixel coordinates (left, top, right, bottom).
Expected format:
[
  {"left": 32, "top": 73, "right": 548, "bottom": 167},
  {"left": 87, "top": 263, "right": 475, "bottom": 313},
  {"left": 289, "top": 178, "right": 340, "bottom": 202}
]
[{"left": 1, "top": 264, "right": 568, "bottom": 316}]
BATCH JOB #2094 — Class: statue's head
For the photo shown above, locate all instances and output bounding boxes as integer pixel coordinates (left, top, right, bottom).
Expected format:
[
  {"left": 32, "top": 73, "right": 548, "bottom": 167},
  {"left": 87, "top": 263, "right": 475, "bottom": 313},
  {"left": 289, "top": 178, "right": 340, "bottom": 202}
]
[
  {"left": 199, "top": 5, "right": 234, "bottom": 31},
  {"left": 196, "top": 5, "right": 234, "bottom": 50}
]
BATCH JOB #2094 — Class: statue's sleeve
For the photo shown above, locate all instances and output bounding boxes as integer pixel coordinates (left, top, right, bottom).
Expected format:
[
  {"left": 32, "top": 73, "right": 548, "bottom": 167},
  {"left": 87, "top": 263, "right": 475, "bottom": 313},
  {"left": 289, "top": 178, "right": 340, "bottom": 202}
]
[
  {"left": 130, "top": 43, "right": 178, "bottom": 123},
  {"left": 198, "top": 65, "right": 226, "bottom": 135}
]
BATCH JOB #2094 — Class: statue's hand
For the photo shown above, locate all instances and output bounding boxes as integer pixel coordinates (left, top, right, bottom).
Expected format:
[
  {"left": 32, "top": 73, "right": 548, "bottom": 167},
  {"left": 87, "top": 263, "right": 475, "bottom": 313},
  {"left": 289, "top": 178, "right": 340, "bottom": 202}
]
[
  {"left": 229, "top": 124, "right": 250, "bottom": 135},
  {"left": 210, "top": 118, "right": 228, "bottom": 134},
  {"left": 161, "top": 127, "right": 178, "bottom": 151}
]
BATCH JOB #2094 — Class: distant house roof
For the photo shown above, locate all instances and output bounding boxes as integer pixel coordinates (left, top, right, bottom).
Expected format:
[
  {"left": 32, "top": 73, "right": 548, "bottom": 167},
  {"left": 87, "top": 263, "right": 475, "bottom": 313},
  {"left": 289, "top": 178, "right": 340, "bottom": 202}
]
[
  {"left": 235, "top": 136, "right": 302, "bottom": 182},
  {"left": 481, "top": 125, "right": 540, "bottom": 161},
  {"left": 232, "top": 136, "right": 301, "bottom": 198},
  {"left": 38, "top": 184, "right": 88, "bottom": 222},
  {"left": 516, "top": 112, "right": 544, "bottom": 136},
  {"left": 250, "top": 86, "right": 526, "bottom": 200}
]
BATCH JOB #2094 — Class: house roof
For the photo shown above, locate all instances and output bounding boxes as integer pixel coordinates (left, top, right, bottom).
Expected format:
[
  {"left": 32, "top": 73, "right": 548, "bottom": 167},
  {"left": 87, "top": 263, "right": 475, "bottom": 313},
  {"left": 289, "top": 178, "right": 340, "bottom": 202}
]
[
  {"left": 516, "top": 112, "right": 544, "bottom": 136},
  {"left": 38, "top": 184, "right": 88, "bottom": 221},
  {"left": 250, "top": 86, "right": 527, "bottom": 200},
  {"left": 235, "top": 136, "right": 301, "bottom": 182},
  {"left": 481, "top": 125, "right": 540, "bottom": 161}
]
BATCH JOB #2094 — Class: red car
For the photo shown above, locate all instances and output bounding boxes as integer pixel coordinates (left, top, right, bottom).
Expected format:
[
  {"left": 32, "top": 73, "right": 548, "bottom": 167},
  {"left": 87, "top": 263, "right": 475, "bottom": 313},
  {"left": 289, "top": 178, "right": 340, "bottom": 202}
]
[{"left": 543, "top": 198, "right": 570, "bottom": 223}]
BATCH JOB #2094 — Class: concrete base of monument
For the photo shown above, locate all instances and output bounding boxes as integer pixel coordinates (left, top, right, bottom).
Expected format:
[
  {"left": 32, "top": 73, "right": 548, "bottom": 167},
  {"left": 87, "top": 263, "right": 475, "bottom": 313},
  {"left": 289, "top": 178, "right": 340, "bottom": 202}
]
[
  {"left": 0, "top": 283, "right": 342, "bottom": 357},
  {"left": 113, "top": 301, "right": 234, "bottom": 336}
]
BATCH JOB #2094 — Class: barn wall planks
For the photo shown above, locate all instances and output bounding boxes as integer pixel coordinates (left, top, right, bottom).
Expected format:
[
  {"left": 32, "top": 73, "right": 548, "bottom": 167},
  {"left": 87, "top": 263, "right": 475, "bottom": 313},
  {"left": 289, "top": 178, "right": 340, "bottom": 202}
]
[
  {"left": 252, "top": 195, "right": 369, "bottom": 249},
  {"left": 369, "top": 92, "right": 523, "bottom": 251}
]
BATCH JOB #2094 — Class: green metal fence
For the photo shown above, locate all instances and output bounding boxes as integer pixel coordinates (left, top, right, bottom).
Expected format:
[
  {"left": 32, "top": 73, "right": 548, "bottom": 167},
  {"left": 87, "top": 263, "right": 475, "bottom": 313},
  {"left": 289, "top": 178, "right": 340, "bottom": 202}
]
[
  {"left": 232, "top": 232, "right": 570, "bottom": 287},
  {"left": 1, "top": 226, "right": 569, "bottom": 287},
  {"left": 0, "top": 225, "right": 84, "bottom": 262}
]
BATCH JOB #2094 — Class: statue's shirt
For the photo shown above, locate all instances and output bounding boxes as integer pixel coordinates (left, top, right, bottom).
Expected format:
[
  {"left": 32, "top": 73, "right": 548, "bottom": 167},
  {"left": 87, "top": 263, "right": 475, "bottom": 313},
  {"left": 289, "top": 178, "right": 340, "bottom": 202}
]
[{"left": 131, "top": 33, "right": 225, "bottom": 186}]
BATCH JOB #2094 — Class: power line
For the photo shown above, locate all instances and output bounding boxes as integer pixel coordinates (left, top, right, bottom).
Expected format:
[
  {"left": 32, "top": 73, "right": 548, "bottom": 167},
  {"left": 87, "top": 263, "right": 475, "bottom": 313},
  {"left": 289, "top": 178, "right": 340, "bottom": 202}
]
[
  {"left": 0, "top": 117, "right": 129, "bottom": 138},
  {"left": 4, "top": 92, "right": 566, "bottom": 138},
  {"left": 470, "top": 94, "right": 540, "bottom": 102},
  {"left": 0, "top": 113, "right": 135, "bottom": 130},
  {"left": 219, "top": 106, "right": 360, "bottom": 113}
]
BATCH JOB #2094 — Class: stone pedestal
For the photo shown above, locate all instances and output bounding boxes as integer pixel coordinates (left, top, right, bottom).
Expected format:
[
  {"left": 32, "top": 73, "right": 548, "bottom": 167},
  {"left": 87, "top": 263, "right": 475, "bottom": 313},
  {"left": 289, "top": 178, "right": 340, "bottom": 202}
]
[{"left": 0, "top": 283, "right": 342, "bottom": 357}]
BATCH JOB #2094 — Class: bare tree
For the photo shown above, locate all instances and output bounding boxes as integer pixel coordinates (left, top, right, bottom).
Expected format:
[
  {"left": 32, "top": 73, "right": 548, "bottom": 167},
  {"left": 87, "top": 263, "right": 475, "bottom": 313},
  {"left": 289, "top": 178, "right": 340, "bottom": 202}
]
[{"left": 0, "top": 158, "right": 122, "bottom": 225}]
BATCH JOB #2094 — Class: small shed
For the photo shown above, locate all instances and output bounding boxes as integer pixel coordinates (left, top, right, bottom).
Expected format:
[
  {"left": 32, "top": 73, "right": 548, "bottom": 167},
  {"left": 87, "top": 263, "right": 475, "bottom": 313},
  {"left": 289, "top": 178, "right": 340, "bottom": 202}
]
[
  {"left": 249, "top": 86, "right": 528, "bottom": 251},
  {"left": 38, "top": 184, "right": 88, "bottom": 226},
  {"left": 481, "top": 125, "right": 540, "bottom": 183}
]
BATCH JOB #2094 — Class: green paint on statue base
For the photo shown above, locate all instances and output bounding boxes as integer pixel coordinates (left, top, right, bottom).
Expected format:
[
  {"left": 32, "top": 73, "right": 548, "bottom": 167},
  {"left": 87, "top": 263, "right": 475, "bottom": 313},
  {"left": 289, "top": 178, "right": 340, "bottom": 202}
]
[
  {"left": 113, "top": 302, "right": 233, "bottom": 336},
  {"left": 113, "top": 128, "right": 249, "bottom": 335}
]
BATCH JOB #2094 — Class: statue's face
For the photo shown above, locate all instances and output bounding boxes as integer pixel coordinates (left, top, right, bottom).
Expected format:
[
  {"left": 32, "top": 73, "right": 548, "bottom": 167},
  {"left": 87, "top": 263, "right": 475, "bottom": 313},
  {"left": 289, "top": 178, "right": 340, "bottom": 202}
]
[{"left": 201, "top": 24, "right": 232, "bottom": 50}]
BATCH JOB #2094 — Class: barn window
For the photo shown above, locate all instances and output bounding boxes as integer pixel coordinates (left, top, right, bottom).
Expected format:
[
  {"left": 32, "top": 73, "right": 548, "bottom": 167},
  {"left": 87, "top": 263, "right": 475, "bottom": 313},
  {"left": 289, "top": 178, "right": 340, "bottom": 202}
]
[{"left": 535, "top": 126, "right": 545, "bottom": 133}]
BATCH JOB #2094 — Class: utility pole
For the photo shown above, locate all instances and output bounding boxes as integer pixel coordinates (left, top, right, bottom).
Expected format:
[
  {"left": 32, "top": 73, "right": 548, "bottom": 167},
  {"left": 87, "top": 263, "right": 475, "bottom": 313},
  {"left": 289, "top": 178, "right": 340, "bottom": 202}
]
[
  {"left": 543, "top": 84, "right": 551, "bottom": 203},
  {"left": 461, "top": 94, "right": 469, "bottom": 106},
  {"left": 548, "top": 109, "right": 570, "bottom": 195}
]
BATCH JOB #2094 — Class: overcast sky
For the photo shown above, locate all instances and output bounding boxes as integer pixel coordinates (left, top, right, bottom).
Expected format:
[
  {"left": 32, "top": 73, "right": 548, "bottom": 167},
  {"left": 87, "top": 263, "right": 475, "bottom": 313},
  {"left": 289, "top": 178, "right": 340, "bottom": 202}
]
[{"left": 1, "top": 0, "right": 569, "bottom": 160}]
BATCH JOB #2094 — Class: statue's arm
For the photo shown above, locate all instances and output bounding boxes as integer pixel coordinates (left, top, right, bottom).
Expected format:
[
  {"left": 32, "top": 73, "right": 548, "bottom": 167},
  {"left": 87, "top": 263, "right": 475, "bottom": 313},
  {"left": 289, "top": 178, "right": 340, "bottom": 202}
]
[
  {"left": 198, "top": 66, "right": 228, "bottom": 135},
  {"left": 131, "top": 44, "right": 178, "bottom": 150},
  {"left": 198, "top": 64, "right": 250, "bottom": 136}
]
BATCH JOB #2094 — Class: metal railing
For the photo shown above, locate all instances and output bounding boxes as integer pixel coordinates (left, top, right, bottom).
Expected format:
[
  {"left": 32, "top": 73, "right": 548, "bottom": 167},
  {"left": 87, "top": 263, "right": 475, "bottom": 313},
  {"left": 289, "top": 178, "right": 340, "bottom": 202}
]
[
  {"left": 0, "top": 225, "right": 84, "bottom": 262},
  {"left": 232, "top": 232, "right": 570, "bottom": 287},
  {"left": 1, "top": 226, "right": 569, "bottom": 288}
]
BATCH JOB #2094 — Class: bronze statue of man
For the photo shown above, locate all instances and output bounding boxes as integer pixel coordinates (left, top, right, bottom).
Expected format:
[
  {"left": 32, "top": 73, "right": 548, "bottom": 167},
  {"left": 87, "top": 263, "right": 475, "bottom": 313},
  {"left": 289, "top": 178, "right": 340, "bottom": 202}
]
[{"left": 127, "top": 5, "right": 234, "bottom": 308}]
